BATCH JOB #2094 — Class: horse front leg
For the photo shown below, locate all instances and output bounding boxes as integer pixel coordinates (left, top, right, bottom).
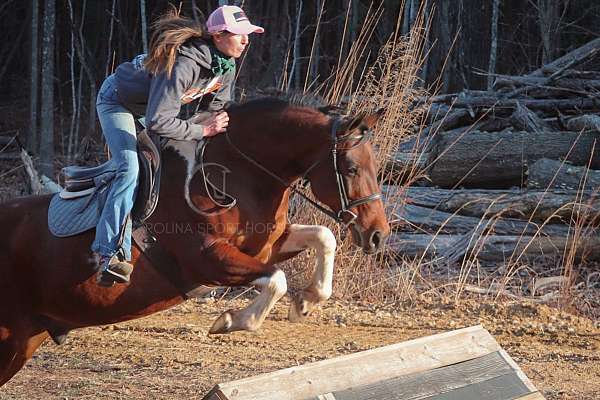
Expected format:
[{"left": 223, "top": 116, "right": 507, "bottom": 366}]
[
  {"left": 274, "top": 224, "right": 337, "bottom": 322},
  {"left": 202, "top": 241, "right": 288, "bottom": 334}
]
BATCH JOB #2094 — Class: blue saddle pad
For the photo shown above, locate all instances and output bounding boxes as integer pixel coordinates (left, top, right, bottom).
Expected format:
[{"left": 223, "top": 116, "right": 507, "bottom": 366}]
[{"left": 48, "top": 191, "right": 107, "bottom": 237}]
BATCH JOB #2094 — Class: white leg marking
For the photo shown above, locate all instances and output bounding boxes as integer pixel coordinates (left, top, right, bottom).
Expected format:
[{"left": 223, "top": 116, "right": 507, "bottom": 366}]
[
  {"left": 279, "top": 224, "right": 337, "bottom": 321},
  {"left": 209, "top": 270, "right": 287, "bottom": 334}
]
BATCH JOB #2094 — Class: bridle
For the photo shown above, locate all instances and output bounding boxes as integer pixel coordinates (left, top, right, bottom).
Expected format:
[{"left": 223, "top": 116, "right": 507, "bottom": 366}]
[{"left": 211, "top": 116, "right": 383, "bottom": 228}]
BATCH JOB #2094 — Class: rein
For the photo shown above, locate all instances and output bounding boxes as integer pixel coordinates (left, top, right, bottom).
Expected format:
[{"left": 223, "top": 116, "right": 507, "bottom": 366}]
[{"left": 202, "top": 117, "right": 382, "bottom": 227}]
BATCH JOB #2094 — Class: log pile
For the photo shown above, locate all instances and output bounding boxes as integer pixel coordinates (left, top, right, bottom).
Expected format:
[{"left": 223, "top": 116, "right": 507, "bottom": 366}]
[{"left": 386, "top": 39, "right": 600, "bottom": 264}]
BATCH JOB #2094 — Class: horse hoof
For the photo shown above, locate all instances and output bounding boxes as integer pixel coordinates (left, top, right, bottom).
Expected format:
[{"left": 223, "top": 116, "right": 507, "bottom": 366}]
[
  {"left": 288, "top": 299, "right": 308, "bottom": 323},
  {"left": 209, "top": 311, "right": 233, "bottom": 334}
]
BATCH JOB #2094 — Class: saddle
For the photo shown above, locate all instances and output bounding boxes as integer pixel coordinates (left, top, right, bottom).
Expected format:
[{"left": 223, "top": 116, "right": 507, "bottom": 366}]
[{"left": 48, "top": 129, "right": 162, "bottom": 237}]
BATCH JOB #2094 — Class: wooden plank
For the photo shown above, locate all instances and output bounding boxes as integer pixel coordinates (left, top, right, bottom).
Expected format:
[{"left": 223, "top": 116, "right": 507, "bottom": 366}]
[
  {"left": 203, "top": 388, "right": 228, "bottom": 400},
  {"left": 423, "top": 372, "right": 530, "bottom": 400},
  {"left": 497, "top": 349, "right": 539, "bottom": 393},
  {"left": 205, "top": 326, "right": 500, "bottom": 400},
  {"left": 320, "top": 351, "right": 518, "bottom": 400}
]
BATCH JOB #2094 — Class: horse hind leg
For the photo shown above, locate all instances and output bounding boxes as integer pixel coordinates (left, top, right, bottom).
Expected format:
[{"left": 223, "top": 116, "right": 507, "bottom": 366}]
[
  {"left": 34, "top": 315, "right": 71, "bottom": 345},
  {"left": 0, "top": 320, "right": 48, "bottom": 386}
]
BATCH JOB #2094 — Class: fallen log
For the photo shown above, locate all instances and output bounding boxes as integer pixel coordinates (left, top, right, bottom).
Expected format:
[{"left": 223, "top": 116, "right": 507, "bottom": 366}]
[
  {"left": 391, "top": 203, "right": 571, "bottom": 236},
  {"left": 448, "top": 97, "right": 600, "bottom": 113},
  {"left": 494, "top": 75, "right": 600, "bottom": 91},
  {"left": 527, "top": 37, "right": 600, "bottom": 77},
  {"left": 0, "top": 152, "right": 21, "bottom": 160},
  {"left": 0, "top": 136, "right": 17, "bottom": 146},
  {"left": 566, "top": 114, "right": 600, "bottom": 132},
  {"left": 422, "top": 109, "right": 471, "bottom": 136},
  {"left": 427, "top": 130, "right": 600, "bottom": 188},
  {"left": 385, "top": 151, "right": 429, "bottom": 176},
  {"left": 527, "top": 158, "right": 600, "bottom": 191},
  {"left": 384, "top": 186, "right": 600, "bottom": 223},
  {"left": 387, "top": 233, "right": 600, "bottom": 262}
]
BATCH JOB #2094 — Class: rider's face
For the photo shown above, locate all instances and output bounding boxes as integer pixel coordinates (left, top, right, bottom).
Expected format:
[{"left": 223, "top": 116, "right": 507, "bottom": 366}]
[{"left": 212, "top": 32, "right": 249, "bottom": 59}]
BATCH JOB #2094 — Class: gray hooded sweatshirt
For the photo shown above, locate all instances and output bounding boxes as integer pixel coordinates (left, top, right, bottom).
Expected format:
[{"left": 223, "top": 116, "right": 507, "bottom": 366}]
[{"left": 113, "top": 38, "right": 235, "bottom": 141}]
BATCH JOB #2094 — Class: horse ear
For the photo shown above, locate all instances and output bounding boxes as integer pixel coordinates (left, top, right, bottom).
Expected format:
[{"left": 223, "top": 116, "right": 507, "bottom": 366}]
[
  {"left": 339, "top": 108, "right": 385, "bottom": 134},
  {"left": 339, "top": 113, "right": 365, "bottom": 134},
  {"left": 319, "top": 104, "right": 345, "bottom": 114},
  {"left": 362, "top": 108, "right": 385, "bottom": 129}
]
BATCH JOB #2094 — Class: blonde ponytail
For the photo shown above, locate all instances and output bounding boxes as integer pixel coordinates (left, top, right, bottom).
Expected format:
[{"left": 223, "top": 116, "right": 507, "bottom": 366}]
[{"left": 144, "top": 6, "right": 203, "bottom": 78}]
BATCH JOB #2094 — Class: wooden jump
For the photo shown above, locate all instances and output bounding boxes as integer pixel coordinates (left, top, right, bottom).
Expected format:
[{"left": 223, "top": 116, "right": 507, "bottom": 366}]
[{"left": 202, "top": 325, "right": 544, "bottom": 400}]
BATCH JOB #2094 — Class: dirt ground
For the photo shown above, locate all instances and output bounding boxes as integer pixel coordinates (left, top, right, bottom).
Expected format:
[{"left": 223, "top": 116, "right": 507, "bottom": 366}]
[{"left": 1, "top": 295, "right": 599, "bottom": 400}]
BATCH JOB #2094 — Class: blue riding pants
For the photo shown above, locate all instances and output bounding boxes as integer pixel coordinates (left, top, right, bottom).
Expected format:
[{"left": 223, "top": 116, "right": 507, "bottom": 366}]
[{"left": 91, "top": 74, "right": 138, "bottom": 260}]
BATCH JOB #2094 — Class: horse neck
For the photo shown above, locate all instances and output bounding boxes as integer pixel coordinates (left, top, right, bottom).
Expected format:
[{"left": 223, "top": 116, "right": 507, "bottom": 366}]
[{"left": 228, "top": 107, "right": 332, "bottom": 185}]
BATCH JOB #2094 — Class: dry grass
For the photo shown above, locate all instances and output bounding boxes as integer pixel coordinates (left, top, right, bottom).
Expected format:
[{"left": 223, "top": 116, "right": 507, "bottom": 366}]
[{"left": 280, "top": 3, "right": 600, "bottom": 322}]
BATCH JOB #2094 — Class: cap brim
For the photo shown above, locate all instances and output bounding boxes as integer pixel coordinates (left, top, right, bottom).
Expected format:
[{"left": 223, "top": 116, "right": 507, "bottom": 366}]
[{"left": 227, "top": 23, "right": 264, "bottom": 35}]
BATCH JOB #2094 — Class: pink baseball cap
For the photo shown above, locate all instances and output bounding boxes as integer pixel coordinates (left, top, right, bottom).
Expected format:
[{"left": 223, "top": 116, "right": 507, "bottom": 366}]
[{"left": 206, "top": 6, "right": 264, "bottom": 35}]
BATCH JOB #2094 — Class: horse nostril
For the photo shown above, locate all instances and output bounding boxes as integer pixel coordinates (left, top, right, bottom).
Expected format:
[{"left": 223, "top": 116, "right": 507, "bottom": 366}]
[{"left": 370, "top": 230, "right": 382, "bottom": 250}]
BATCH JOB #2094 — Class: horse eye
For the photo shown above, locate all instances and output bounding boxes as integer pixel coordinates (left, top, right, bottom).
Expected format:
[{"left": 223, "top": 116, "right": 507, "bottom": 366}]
[{"left": 347, "top": 166, "right": 359, "bottom": 177}]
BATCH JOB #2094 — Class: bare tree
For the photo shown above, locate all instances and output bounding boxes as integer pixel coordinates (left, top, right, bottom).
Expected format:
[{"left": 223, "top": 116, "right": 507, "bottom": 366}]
[
  {"left": 537, "top": 0, "right": 565, "bottom": 64},
  {"left": 106, "top": 0, "right": 117, "bottom": 77},
  {"left": 305, "top": 0, "right": 324, "bottom": 92},
  {"left": 487, "top": 0, "right": 501, "bottom": 90},
  {"left": 289, "top": 0, "right": 302, "bottom": 91},
  {"left": 140, "top": 0, "right": 148, "bottom": 54},
  {"left": 28, "top": 0, "right": 39, "bottom": 152},
  {"left": 40, "top": 0, "right": 55, "bottom": 176},
  {"left": 402, "top": 0, "right": 419, "bottom": 35},
  {"left": 439, "top": 0, "right": 452, "bottom": 92}
]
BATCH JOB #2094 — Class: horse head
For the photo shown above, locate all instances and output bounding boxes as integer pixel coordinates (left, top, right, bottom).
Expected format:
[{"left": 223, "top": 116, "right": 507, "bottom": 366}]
[{"left": 305, "top": 108, "right": 391, "bottom": 254}]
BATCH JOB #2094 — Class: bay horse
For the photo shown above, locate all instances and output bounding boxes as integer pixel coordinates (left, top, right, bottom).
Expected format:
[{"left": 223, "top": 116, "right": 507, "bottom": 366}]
[{"left": 0, "top": 96, "right": 390, "bottom": 386}]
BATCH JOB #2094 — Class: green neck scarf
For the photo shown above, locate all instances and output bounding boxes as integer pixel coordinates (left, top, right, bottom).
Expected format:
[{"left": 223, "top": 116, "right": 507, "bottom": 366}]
[{"left": 210, "top": 48, "right": 236, "bottom": 76}]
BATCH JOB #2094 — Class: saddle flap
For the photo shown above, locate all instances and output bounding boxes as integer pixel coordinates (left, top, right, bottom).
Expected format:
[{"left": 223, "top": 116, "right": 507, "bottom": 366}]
[
  {"left": 137, "top": 130, "right": 161, "bottom": 171},
  {"left": 131, "top": 130, "right": 162, "bottom": 223}
]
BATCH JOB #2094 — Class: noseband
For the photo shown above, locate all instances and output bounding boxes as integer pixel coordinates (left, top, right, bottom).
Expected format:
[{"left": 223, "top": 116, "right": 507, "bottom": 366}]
[{"left": 222, "top": 117, "right": 382, "bottom": 227}]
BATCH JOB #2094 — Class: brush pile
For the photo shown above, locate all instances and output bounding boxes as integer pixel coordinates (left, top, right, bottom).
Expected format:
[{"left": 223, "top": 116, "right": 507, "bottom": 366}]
[{"left": 386, "top": 38, "right": 600, "bottom": 266}]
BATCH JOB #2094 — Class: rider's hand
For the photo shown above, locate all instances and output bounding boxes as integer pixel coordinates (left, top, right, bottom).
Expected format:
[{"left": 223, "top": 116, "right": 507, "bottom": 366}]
[{"left": 202, "top": 111, "right": 229, "bottom": 137}]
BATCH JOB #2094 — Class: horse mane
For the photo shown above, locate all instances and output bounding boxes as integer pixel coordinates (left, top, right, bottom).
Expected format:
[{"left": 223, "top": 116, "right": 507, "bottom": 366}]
[{"left": 226, "top": 91, "right": 346, "bottom": 116}]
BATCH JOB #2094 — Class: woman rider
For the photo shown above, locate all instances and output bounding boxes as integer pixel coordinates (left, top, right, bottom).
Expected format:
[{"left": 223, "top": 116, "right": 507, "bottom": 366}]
[{"left": 93, "top": 6, "right": 263, "bottom": 287}]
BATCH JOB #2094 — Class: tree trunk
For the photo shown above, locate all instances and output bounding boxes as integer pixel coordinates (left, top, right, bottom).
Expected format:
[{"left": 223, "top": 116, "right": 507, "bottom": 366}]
[
  {"left": 105, "top": 0, "right": 117, "bottom": 77},
  {"left": 487, "top": 0, "right": 500, "bottom": 90},
  {"left": 438, "top": 0, "right": 452, "bottom": 93},
  {"left": 40, "top": 0, "right": 55, "bottom": 177},
  {"left": 289, "top": 0, "right": 302, "bottom": 91},
  {"left": 537, "top": 0, "right": 561, "bottom": 65},
  {"left": 427, "top": 130, "right": 600, "bottom": 188},
  {"left": 28, "top": 0, "right": 39, "bottom": 153},
  {"left": 140, "top": 0, "right": 148, "bottom": 54},
  {"left": 304, "top": 0, "right": 324, "bottom": 92},
  {"left": 528, "top": 158, "right": 600, "bottom": 191}
]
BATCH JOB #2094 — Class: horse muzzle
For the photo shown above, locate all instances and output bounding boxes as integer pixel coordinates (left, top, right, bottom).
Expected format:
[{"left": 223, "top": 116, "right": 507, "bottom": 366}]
[{"left": 349, "top": 224, "right": 388, "bottom": 254}]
